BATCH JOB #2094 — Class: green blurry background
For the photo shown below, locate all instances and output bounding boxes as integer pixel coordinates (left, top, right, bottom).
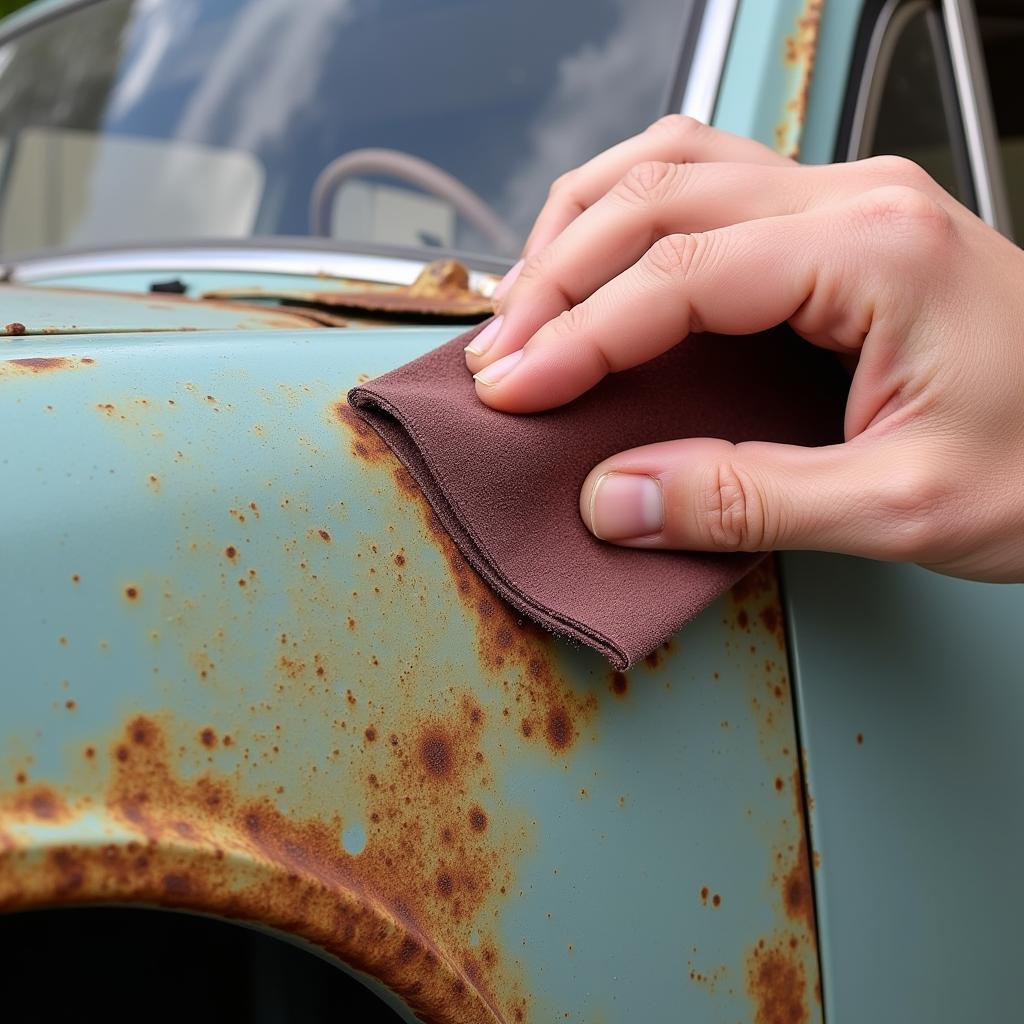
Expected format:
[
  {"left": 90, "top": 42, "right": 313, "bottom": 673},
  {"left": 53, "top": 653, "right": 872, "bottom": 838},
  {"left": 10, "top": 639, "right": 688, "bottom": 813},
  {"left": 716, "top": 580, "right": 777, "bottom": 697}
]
[{"left": 0, "top": 0, "right": 31, "bottom": 18}]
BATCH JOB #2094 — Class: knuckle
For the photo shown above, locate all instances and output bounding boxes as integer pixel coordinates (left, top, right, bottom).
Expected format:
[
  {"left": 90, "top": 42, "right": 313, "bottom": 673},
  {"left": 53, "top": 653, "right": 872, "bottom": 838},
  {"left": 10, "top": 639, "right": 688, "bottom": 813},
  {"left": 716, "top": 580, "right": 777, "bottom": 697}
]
[
  {"left": 613, "top": 160, "right": 679, "bottom": 208},
  {"left": 642, "top": 232, "right": 703, "bottom": 284},
  {"left": 863, "top": 154, "right": 934, "bottom": 191},
  {"left": 547, "top": 171, "right": 575, "bottom": 200},
  {"left": 695, "top": 460, "right": 769, "bottom": 551},
  {"left": 855, "top": 185, "right": 953, "bottom": 249},
  {"left": 548, "top": 304, "right": 590, "bottom": 342},
  {"left": 648, "top": 113, "right": 705, "bottom": 141},
  {"left": 875, "top": 458, "right": 949, "bottom": 561},
  {"left": 518, "top": 244, "right": 557, "bottom": 285}
]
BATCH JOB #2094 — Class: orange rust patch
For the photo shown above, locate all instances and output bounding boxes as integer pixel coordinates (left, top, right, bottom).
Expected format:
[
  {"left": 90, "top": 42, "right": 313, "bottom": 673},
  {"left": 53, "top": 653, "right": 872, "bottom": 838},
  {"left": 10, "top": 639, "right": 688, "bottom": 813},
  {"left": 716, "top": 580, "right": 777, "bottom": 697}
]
[
  {"left": 224, "top": 546, "right": 238, "bottom": 562},
  {"left": 3, "top": 356, "right": 93, "bottom": 373},
  {"left": 199, "top": 728, "right": 217, "bottom": 749},
  {"left": 333, "top": 400, "right": 597, "bottom": 758},
  {"left": 124, "top": 585, "right": 140, "bottom": 602},
  {"left": 6, "top": 786, "right": 68, "bottom": 823},
  {"left": 0, "top": 716, "right": 521, "bottom": 1023},
  {"left": 609, "top": 672, "right": 628, "bottom": 697},
  {"left": 4, "top": 322, "right": 26, "bottom": 335},
  {"left": 318, "top": 529, "right": 331, "bottom": 543},
  {"left": 747, "top": 936, "right": 809, "bottom": 1024},
  {"left": 643, "top": 639, "right": 674, "bottom": 670},
  {"left": 779, "top": 770, "right": 818, "bottom": 939}
]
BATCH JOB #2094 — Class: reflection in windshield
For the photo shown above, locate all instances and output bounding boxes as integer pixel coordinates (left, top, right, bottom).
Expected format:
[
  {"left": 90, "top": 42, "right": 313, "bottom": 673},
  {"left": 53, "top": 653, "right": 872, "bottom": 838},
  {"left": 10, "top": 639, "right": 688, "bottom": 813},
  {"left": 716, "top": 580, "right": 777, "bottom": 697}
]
[{"left": 0, "top": 0, "right": 696, "bottom": 259}]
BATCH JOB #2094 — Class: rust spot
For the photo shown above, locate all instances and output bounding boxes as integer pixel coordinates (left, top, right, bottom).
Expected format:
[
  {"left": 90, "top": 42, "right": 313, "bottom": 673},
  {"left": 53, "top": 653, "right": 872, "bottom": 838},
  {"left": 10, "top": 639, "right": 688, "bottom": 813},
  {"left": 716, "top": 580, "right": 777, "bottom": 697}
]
[
  {"left": 774, "top": 0, "right": 824, "bottom": 158},
  {"left": 4, "top": 322, "right": 26, "bottom": 335},
  {"left": 418, "top": 728, "right": 453, "bottom": 780},
  {"left": 856, "top": 733, "right": 864, "bottom": 745},
  {"left": 712, "top": 893, "right": 721, "bottom": 908},
  {"left": 747, "top": 937, "right": 809, "bottom": 1024},
  {"left": 394, "top": 551, "right": 406, "bottom": 567},
  {"left": 364, "top": 726, "right": 377, "bottom": 743},
  {"left": 334, "top": 399, "right": 594, "bottom": 762},
  {"left": 544, "top": 707, "right": 572, "bottom": 752},
  {"left": 468, "top": 806, "right": 488, "bottom": 833},
  {"left": 84, "top": 746, "right": 95, "bottom": 760},
  {"left": 700, "top": 886, "right": 709, "bottom": 905},
  {"left": 71, "top": 574, "right": 80, "bottom": 584},
  {"left": 737, "top": 609, "right": 750, "bottom": 630},
  {"left": 224, "top": 546, "right": 238, "bottom": 561},
  {"left": 609, "top": 672, "right": 628, "bottom": 697},
  {"left": 29, "top": 791, "right": 59, "bottom": 819},
  {"left": 318, "top": 529, "right": 331, "bottom": 543},
  {"left": 124, "top": 585, "right": 140, "bottom": 602},
  {"left": 774, "top": 777, "right": 784, "bottom": 792},
  {"left": 199, "top": 728, "right": 217, "bottom": 749},
  {"left": 311, "top": 260, "right": 493, "bottom": 319},
  {"left": 65, "top": 700, "right": 76, "bottom": 711}
]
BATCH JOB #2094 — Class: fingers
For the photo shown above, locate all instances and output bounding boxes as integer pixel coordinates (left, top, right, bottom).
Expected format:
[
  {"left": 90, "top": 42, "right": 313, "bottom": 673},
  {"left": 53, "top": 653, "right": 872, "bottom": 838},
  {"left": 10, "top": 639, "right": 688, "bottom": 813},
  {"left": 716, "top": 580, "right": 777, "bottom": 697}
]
[
  {"left": 470, "top": 159, "right": 908, "bottom": 374},
  {"left": 578, "top": 435, "right": 950, "bottom": 563},
  {"left": 473, "top": 186, "right": 948, "bottom": 413},
  {"left": 521, "top": 115, "right": 790, "bottom": 260}
]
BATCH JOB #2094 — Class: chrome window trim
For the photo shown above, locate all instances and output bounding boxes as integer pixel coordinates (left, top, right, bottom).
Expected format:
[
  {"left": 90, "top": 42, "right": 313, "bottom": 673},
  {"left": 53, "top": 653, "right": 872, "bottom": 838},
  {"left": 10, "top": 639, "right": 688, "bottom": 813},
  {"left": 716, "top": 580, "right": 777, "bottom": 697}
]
[
  {"left": 6, "top": 245, "right": 499, "bottom": 292},
  {"left": 846, "top": 0, "right": 929, "bottom": 162},
  {"left": 846, "top": 0, "right": 1014, "bottom": 237},
  {"left": 940, "top": 0, "right": 1013, "bottom": 235},
  {"left": 679, "top": 0, "right": 740, "bottom": 123}
]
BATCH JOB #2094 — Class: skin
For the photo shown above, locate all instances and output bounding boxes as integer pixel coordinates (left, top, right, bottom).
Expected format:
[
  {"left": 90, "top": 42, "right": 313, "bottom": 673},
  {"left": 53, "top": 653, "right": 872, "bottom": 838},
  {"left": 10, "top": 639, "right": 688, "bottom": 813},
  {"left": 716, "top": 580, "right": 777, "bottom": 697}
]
[{"left": 464, "top": 115, "right": 1024, "bottom": 583}]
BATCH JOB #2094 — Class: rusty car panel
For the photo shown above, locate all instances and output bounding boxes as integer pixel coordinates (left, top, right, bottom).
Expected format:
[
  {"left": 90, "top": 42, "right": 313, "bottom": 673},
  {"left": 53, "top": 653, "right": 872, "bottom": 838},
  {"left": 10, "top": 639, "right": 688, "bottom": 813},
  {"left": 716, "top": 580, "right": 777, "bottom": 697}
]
[{"left": 0, "top": 324, "right": 819, "bottom": 1022}]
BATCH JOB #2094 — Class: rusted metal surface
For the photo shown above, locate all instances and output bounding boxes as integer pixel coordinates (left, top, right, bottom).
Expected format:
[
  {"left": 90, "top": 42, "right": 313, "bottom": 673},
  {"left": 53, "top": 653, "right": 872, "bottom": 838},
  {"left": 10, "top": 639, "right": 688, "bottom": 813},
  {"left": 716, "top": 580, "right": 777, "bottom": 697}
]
[
  {"left": 0, "top": 324, "right": 820, "bottom": 1021},
  {"left": 0, "top": 283, "right": 337, "bottom": 336},
  {"left": 203, "top": 259, "right": 494, "bottom": 320},
  {"left": 774, "top": 0, "right": 826, "bottom": 158},
  {"left": 728, "top": 566, "right": 820, "bottom": 1024}
]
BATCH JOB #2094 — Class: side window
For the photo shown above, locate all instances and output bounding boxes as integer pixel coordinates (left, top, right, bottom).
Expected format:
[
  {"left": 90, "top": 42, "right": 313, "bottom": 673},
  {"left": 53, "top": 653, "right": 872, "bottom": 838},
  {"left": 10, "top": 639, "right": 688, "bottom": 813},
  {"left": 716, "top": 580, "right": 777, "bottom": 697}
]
[
  {"left": 849, "top": 1, "right": 975, "bottom": 208},
  {"left": 977, "top": 3, "right": 1024, "bottom": 243}
]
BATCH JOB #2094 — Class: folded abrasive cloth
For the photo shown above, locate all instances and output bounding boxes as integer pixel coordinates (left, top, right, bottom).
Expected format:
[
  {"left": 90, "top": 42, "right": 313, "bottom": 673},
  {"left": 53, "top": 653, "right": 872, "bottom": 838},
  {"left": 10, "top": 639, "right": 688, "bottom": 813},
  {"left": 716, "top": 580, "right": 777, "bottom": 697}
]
[{"left": 347, "top": 319, "right": 847, "bottom": 669}]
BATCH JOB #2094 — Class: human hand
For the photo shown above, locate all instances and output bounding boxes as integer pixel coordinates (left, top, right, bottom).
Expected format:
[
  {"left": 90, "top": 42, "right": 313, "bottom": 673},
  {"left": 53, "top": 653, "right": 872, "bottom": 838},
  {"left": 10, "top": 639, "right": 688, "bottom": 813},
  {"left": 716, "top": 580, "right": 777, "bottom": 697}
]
[{"left": 464, "top": 115, "right": 1024, "bottom": 583}]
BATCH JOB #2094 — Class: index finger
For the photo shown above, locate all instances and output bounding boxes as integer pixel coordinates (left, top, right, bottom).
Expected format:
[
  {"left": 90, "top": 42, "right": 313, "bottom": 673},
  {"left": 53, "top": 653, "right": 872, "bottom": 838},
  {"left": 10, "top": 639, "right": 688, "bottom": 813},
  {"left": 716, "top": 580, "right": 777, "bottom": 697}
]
[
  {"left": 474, "top": 189, "right": 931, "bottom": 413},
  {"left": 520, "top": 116, "right": 792, "bottom": 261}
]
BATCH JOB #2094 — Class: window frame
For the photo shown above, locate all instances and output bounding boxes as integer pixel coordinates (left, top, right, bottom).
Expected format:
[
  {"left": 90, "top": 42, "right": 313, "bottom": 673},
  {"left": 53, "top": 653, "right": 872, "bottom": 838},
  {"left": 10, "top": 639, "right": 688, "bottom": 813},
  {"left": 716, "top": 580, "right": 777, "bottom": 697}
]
[{"left": 841, "top": 0, "right": 1013, "bottom": 237}]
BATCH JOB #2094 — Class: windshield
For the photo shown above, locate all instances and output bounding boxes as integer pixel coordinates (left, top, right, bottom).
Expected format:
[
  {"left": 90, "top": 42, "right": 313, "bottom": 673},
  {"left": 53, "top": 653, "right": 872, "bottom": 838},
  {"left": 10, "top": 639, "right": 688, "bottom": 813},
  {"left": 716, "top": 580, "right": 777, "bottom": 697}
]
[{"left": 0, "top": 0, "right": 697, "bottom": 261}]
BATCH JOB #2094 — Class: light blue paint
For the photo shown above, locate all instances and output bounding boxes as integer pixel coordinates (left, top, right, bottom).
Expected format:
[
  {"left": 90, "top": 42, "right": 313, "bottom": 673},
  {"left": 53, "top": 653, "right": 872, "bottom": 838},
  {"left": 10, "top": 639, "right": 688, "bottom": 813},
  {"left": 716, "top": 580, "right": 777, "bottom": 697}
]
[
  {"left": 800, "top": 0, "right": 866, "bottom": 164},
  {"left": 716, "top": 0, "right": 865, "bottom": 165},
  {"left": 1, "top": 322, "right": 818, "bottom": 1022},
  {"left": 783, "top": 553, "right": 1024, "bottom": 1024},
  {"left": 342, "top": 822, "right": 367, "bottom": 856},
  {"left": 715, "top": 0, "right": 805, "bottom": 148}
]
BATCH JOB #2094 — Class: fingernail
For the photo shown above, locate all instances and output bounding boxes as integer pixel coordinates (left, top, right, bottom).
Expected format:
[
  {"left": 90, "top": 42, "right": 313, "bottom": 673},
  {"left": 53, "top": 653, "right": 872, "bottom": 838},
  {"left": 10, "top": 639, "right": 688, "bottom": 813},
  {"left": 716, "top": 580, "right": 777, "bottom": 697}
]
[
  {"left": 492, "top": 259, "right": 523, "bottom": 302},
  {"left": 589, "top": 472, "right": 664, "bottom": 541},
  {"left": 473, "top": 349, "right": 523, "bottom": 387},
  {"left": 464, "top": 314, "right": 504, "bottom": 357}
]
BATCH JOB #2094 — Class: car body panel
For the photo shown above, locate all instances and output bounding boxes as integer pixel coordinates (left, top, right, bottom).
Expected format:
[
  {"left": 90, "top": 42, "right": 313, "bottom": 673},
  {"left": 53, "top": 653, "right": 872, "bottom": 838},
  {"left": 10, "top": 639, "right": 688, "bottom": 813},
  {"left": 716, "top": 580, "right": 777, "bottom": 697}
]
[
  {"left": 0, "top": 323, "right": 820, "bottom": 1022},
  {"left": 783, "top": 553, "right": 1024, "bottom": 1024}
]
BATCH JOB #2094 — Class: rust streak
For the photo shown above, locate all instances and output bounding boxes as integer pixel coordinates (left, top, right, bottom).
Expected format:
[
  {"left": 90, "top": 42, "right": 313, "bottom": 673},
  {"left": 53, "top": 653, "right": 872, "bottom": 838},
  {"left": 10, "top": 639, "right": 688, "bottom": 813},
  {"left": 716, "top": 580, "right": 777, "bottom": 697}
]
[{"left": 2, "top": 356, "right": 96, "bottom": 374}]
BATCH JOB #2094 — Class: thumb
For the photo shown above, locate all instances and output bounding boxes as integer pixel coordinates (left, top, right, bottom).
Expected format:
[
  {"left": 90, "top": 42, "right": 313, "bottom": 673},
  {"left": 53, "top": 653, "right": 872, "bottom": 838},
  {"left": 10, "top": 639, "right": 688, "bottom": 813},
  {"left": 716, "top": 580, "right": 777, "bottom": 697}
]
[{"left": 579, "top": 436, "right": 937, "bottom": 561}]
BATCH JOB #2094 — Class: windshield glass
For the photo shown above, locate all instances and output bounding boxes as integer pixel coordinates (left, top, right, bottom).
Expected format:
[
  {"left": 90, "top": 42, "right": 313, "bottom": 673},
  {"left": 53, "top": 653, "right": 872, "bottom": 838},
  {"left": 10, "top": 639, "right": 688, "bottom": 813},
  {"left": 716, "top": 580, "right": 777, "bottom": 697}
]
[{"left": 0, "top": 0, "right": 696, "bottom": 261}]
